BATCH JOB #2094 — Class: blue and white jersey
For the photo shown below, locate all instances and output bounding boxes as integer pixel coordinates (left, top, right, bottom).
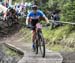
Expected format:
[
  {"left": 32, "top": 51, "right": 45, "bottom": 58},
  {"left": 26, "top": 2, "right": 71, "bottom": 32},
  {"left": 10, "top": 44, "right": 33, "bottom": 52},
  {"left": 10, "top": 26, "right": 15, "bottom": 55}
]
[{"left": 27, "top": 10, "right": 46, "bottom": 19}]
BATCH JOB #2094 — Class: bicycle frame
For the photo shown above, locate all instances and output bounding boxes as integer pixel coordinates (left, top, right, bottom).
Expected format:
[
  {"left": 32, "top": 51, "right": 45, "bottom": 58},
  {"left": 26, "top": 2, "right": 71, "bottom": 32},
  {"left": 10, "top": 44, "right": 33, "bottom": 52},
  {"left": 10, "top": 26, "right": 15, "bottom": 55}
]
[
  {"left": 35, "top": 23, "right": 43, "bottom": 40},
  {"left": 34, "top": 23, "right": 45, "bottom": 57}
]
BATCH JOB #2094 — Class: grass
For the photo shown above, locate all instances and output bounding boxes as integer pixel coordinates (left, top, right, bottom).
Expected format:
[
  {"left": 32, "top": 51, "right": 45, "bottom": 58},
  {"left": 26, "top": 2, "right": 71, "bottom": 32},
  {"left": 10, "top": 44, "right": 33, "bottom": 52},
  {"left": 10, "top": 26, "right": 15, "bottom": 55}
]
[
  {"left": 46, "top": 44, "right": 64, "bottom": 52},
  {"left": 42, "top": 25, "right": 71, "bottom": 42},
  {"left": 42, "top": 25, "right": 75, "bottom": 52},
  {"left": 46, "top": 44, "right": 74, "bottom": 52}
]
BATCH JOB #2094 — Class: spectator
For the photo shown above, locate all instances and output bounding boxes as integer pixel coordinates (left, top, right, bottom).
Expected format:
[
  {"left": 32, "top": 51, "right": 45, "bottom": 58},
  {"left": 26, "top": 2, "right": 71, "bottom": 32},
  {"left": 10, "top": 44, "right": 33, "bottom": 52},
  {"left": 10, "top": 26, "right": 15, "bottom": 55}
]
[
  {"left": 52, "top": 12, "right": 60, "bottom": 21},
  {"left": 51, "top": 10, "right": 61, "bottom": 29}
]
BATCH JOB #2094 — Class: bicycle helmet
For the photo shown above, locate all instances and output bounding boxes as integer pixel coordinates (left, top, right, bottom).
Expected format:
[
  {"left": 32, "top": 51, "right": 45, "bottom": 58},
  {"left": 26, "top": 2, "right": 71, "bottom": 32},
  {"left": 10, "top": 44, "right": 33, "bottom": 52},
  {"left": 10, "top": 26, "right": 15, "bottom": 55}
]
[{"left": 31, "top": 5, "right": 38, "bottom": 10}]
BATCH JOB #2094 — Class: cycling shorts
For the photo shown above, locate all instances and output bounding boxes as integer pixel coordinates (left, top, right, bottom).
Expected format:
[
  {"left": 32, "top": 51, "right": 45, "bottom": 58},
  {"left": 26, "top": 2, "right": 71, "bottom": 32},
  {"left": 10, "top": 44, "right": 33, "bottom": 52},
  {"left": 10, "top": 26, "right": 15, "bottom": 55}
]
[{"left": 31, "top": 19, "right": 39, "bottom": 30}]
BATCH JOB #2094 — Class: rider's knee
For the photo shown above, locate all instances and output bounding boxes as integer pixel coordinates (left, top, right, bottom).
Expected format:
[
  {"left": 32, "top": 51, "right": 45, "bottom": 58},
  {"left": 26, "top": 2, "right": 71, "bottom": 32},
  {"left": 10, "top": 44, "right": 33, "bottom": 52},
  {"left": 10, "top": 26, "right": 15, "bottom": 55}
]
[{"left": 32, "top": 30, "right": 36, "bottom": 35}]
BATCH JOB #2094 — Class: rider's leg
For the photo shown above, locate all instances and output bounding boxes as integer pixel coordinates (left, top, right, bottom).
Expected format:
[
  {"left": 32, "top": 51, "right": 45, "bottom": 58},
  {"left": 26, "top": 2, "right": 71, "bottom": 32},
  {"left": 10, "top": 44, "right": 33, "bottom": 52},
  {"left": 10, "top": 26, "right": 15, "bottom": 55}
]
[
  {"left": 32, "top": 30, "right": 36, "bottom": 41},
  {"left": 32, "top": 30, "right": 36, "bottom": 49}
]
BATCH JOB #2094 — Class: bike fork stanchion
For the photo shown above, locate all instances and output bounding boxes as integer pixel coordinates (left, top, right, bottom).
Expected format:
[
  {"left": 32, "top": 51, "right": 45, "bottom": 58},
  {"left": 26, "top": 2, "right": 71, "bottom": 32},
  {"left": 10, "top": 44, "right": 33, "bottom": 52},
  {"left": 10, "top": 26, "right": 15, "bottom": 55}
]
[
  {"left": 36, "top": 40, "right": 38, "bottom": 54},
  {"left": 40, "top": 38, "right": 45, "bottom": 57}
]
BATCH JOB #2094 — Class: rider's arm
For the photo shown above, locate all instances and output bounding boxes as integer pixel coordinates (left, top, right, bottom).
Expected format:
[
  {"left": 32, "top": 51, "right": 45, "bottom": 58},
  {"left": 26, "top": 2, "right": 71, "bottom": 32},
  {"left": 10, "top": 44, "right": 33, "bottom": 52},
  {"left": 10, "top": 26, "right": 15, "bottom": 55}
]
[
  {"left": 26, "top": 12, "right": 31, "bottom": 25},
  {"left": 43, "top": 16, "right": 49, "bottom": 24},
  {"left": 39, "top": 10, "right": 49, "bottom": 24},
  {"left": 26, "top": 17, "right": 29, "bottom": 25}
]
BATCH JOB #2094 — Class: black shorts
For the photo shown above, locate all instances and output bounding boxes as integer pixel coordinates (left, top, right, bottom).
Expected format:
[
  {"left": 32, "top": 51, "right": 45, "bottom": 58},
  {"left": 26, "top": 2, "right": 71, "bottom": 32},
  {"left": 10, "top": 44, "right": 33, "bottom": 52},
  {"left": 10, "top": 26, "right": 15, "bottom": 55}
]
[{"left": 31, "top": 19, "right": 39, "bottom": 30}]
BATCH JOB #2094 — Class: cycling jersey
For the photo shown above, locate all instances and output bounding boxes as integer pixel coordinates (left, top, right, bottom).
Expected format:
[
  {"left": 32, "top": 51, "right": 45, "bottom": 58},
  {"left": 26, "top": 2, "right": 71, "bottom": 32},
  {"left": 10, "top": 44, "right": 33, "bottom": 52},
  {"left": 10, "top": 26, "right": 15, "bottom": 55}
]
[
  {"left": 27, "top": 10, "right": 46, "bottom": 30},
  {"left": 27, "top": 10, "right": 46, "bottom": 19}
]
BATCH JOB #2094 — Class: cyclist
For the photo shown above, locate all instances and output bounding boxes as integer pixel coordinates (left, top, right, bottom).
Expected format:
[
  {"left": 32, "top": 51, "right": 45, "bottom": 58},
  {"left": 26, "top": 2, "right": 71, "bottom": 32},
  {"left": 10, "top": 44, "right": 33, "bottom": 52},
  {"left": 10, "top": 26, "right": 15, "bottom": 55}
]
[{"left": 26, "top": 5, "right": 49, "bottom": 50}]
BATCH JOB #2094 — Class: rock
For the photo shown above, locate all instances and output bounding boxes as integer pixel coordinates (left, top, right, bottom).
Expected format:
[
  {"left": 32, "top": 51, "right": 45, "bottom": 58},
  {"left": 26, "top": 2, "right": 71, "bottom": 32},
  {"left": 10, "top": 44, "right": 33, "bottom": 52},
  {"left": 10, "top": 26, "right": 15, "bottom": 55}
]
[{"left": 61, "top": 52, "right": 75, "bottom": 63}]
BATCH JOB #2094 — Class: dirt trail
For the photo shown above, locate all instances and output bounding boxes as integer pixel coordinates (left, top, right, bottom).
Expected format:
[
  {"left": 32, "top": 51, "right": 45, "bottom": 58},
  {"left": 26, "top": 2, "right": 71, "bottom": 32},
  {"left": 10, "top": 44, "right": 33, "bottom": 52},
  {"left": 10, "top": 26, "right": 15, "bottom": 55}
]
[{"left": 0, "top": 28, "right": 63, "bottom": 63}]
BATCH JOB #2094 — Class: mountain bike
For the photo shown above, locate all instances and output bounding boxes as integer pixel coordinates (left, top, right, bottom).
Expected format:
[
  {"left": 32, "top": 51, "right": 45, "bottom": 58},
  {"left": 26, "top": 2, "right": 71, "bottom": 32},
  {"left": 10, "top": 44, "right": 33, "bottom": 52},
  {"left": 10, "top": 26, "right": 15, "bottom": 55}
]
[
  {"left": 27, "top": 23, "right": 49, "bottom": 58},
  {"left": 33, "top": 23, "right": 45, "bottom": 57}
]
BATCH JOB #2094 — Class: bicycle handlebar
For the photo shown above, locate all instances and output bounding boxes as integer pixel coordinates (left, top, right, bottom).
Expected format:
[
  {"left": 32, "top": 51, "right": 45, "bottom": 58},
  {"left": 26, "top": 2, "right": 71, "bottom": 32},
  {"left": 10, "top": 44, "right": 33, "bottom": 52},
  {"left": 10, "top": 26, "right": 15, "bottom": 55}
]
[{"left": 26, "top": 23, "right": 50, "bottom": 29}]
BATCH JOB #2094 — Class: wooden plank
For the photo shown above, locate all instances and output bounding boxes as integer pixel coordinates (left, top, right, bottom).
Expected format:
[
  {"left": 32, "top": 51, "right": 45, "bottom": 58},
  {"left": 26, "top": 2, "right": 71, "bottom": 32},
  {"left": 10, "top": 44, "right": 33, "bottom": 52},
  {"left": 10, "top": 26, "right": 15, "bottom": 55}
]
[{"left": 49, "top": 20, "right": 75, "bottom": 25}]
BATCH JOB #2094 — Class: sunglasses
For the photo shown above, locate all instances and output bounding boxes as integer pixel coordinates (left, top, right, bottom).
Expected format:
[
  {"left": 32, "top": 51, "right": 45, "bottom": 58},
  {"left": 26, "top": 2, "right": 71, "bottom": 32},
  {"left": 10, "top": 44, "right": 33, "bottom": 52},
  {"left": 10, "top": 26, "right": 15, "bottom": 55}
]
[{"left": 32, "top": 7, "right": 37, "bottom": 10}]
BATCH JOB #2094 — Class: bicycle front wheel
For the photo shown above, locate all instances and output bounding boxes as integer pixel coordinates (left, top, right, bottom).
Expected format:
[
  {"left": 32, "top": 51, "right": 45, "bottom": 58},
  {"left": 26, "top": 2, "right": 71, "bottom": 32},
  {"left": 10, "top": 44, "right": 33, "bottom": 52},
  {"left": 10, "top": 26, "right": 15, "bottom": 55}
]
[
  {"left": 39, "top": 37, "right": 45, "bottom": 58},
  {"left": 35, "top": 40, "right": 38, "bottom": 54}
]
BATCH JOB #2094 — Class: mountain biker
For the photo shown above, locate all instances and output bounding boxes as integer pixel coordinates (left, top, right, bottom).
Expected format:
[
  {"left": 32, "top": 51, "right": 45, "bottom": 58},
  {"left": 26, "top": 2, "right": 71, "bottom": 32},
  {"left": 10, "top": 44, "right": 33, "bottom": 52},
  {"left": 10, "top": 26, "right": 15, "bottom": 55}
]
[{"left": 26, "top": 5, "right": 49, "bottom": 50}]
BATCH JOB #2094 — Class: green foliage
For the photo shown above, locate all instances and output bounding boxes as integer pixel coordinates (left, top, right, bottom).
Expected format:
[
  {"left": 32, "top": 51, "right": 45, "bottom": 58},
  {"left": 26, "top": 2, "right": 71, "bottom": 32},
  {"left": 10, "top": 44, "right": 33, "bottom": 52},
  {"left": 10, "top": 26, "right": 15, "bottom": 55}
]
[
  {"left": 48, "top": 44, "right": 74, "bottom": 52},
  {"left": 61, "top": 1, "right": 75, "bottom": 22},
  {"left": 42, "top": 25, "right": 71, "bottom": 42},
  {"left": 43, "top": 25, "right": 75, "bottom": 51},
  {"left": 45, "top": 0, "right": 75, "bottom": 22}
]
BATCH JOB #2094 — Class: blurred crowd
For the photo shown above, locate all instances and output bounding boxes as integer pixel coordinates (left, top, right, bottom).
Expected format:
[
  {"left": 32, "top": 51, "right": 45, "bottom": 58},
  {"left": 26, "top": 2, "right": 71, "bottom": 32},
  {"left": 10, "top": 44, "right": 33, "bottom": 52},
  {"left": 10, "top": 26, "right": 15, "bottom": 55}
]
[
  {"left": 0, "top": 2, "right": 32, "bottom": 18},
  {"left": 0, "top": 2, "right": 32, "bottom": 27}
]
